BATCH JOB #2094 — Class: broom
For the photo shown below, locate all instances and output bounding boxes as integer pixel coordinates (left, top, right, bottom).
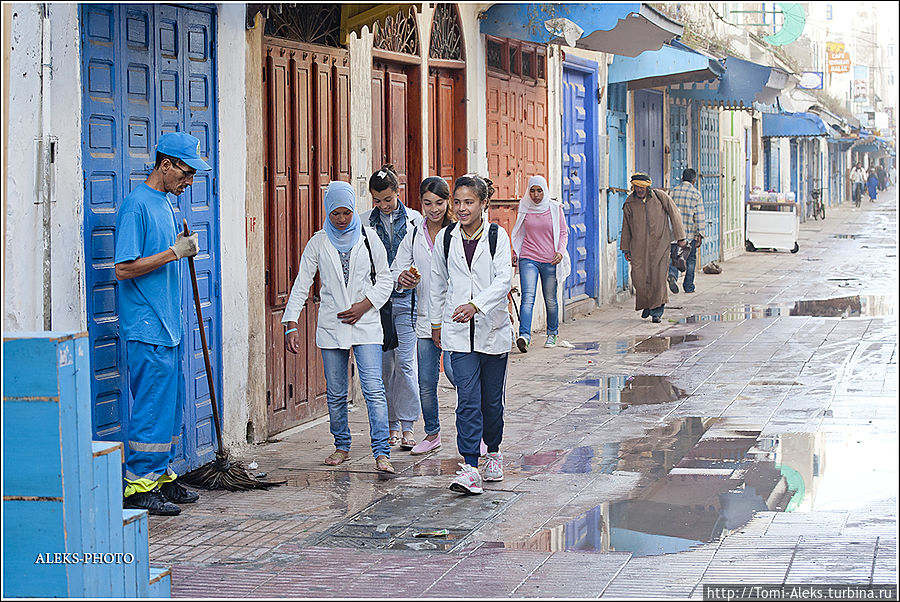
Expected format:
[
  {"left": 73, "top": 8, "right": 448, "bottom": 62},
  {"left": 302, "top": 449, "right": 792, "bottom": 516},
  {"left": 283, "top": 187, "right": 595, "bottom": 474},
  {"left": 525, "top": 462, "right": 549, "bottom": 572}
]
[{"left": 179, "top": 220, "right": 285, "bottom": 491}]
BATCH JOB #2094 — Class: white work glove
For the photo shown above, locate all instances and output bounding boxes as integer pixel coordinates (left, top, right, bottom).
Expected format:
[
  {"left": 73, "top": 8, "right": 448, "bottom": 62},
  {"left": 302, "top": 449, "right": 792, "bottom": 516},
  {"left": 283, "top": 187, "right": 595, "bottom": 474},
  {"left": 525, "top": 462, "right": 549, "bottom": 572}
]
[{"left": 170, "top": 231, "right": 199, "bottom": 259}]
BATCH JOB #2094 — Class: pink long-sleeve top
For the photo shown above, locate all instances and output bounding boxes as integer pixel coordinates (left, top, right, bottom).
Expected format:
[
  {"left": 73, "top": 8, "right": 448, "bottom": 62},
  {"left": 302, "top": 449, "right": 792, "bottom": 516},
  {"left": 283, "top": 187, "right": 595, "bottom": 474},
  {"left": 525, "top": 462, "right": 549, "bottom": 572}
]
[{"left": 518, "top": 208, "right": 568, "bottom": 264}]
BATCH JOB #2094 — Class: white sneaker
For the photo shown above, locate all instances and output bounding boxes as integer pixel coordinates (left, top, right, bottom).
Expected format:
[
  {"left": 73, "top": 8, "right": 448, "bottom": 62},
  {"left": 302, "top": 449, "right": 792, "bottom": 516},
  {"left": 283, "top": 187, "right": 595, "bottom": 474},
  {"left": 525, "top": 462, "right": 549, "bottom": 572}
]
[
  {"left": 449, "top": 463, "right": 483, "bottom": 494},
  {"left": 544, "top": 334, "right": 558, "bottom": 348},
  {"left": 482, "top": 452, "right": 504, "bottom": 481}
]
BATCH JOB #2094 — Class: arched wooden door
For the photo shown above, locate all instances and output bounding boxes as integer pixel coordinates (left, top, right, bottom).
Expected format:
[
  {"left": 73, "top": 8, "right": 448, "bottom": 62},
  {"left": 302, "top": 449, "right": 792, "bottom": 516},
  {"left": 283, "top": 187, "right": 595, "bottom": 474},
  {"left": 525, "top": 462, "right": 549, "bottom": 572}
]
[
  {"left": 371, "top": 7, "right": 423, "bottom": 210},
  {"left": 260, "top": 5, "right": 350, "bottom": 435},
  {"left": 427, "top": 3, "right": 467, "bottom": 187}
]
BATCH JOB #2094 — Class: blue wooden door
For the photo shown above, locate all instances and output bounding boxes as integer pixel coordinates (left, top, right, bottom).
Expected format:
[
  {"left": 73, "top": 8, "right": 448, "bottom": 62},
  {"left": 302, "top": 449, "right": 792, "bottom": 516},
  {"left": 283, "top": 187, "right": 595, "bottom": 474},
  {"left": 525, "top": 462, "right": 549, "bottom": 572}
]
[
  {"left": 607, "top": 83, "right": 629, "bottom": 292},
  {"left": 669, "top": 104, "right": 688, "bottom": 185},
  {"left": 697, "top": 107, "right": 721, "bottom": 264},
  {"left": 562, "top": 59, "right": 599, "bottom": 300},
  {"left": 634, "top": 90, "right": 664, "bottom": 187},
  {"left": 80, "top": 4, "right": 220, "bottom": 474}
]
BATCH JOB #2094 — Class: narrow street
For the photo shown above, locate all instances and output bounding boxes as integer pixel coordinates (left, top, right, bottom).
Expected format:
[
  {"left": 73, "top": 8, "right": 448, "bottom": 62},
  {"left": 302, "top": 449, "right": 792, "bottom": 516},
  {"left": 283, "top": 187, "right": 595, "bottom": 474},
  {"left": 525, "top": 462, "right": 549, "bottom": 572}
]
[{"left": 146, "top": 191, "right": 898, "bottom": 598}]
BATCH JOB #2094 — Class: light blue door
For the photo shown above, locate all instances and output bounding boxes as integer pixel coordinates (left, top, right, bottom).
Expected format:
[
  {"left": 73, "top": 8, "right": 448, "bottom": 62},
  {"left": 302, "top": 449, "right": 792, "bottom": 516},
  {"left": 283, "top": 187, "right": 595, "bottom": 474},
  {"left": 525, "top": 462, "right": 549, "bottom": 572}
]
[
  {"left": 607, "top": 83, "right": 629, "bottom": 292},
  {"left": 80, "top": 4, "right": 221, "bottom": 474},
  {"left": 697, "top": 106, "right": 721, "bottom": 263},
  {"left": 562, "top": 57, "right": 600, "bottom": 300},
  {"left": 670, "top": 104, "right": 688, "bottom": 184},
  {"left": 634, "top": 90, "right": 664, "bottom": 186}
]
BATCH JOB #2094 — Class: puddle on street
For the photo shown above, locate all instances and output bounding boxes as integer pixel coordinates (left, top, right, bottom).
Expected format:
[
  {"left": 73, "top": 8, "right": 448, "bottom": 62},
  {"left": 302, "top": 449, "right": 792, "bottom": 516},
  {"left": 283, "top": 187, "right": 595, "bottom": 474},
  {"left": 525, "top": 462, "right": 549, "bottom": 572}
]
[
  {"left": 500, "top": 425, "right": 897, "bottom": 557},
  {"left": 569, "top": 375, "right": 688, "bottom": 411},
  {"left": 681, "top": 294, "right": 896, "bottom": 323},
  {"left": 569, "top": 335, "right": 701, "bottom": 355}
]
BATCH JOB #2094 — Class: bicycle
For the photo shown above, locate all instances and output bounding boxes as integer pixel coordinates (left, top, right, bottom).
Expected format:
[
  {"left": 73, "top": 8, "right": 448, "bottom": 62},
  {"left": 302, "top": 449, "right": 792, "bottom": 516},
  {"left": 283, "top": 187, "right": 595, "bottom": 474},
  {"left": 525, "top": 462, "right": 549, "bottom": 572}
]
[{"left": 810, "top": 187, "right": 825, "bottom": 221}]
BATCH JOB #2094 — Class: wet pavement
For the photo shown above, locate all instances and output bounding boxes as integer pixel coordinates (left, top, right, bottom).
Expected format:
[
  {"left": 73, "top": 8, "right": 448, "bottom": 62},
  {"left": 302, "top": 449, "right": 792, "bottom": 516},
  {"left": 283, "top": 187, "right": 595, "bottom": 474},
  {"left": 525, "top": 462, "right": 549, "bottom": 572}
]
[{"left": 157, "top": 190, "right": 897, "bottom": 598}]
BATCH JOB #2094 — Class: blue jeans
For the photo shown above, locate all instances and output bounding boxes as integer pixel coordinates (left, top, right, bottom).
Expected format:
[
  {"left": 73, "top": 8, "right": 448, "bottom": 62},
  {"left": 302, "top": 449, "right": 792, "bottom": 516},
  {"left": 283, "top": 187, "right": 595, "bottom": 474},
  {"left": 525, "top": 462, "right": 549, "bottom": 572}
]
[
  {"left": 669, "top": 240, "right": 699, "bottom": 293},
  {"left": 450, "top": 351, "right": 508, "bottom": 468},
  {"left": 382, "top": 294, "right": 420, "bottom": 433},
  {"left": 518, "top": 257, "right": 559, "bottom": 338},
  {"left": 321, "top": 345, "right": 390, "bottom": 458},
  {"left": 417, "top": 337, "right": 455, "bottom": 436}
]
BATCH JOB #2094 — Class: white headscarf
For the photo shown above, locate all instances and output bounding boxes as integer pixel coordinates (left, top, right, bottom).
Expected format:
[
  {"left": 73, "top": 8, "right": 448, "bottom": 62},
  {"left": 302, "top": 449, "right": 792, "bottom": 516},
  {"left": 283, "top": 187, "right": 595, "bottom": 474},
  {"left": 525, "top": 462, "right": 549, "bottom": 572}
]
[{"left": 511, "top": 175, "right": 552, "bottom": 256}]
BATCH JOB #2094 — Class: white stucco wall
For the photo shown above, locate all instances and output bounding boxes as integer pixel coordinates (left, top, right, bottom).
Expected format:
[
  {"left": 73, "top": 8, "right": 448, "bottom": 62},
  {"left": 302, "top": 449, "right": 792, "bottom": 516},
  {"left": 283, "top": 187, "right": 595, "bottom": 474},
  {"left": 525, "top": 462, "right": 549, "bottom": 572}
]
[
  {"left": 216, "top": 3, "right": 250, "bottom": 445},
  {"left": 459, "top": 4, "right": 488, "bottom": 175},
  {"left": 4, "top": 3, "right": 85, "bottom": 333},
  {"left": 349, "top": 27, "right": 374, "bottom": 212}
]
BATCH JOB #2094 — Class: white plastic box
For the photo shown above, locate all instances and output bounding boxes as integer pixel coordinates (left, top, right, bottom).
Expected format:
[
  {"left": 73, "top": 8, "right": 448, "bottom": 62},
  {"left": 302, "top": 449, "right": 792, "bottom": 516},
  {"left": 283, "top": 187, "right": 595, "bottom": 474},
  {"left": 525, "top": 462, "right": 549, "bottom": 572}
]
[{"left": 745, "top": 197, "right": 799, "bottom": 253}]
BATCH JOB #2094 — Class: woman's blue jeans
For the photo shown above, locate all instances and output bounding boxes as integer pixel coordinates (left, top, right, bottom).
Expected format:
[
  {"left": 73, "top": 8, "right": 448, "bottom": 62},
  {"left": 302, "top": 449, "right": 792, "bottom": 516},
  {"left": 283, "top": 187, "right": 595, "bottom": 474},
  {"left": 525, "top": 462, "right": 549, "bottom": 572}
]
[
  {"left": 518, "top": 257, "right": 559, "bottom": 338},
  {"left": 320, "top": 344, "right": 390, "bottom": 458},
  {"left": 417, "top": 337, "right": 455, "bottom": 436}
]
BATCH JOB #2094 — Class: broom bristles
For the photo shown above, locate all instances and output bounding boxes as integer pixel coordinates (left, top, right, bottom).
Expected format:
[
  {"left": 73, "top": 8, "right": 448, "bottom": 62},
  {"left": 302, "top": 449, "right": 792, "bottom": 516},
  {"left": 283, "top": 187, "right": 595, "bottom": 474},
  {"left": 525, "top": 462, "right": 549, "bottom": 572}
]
[{"left": 181, "top": 451, "right": 286, "bottom": 491}]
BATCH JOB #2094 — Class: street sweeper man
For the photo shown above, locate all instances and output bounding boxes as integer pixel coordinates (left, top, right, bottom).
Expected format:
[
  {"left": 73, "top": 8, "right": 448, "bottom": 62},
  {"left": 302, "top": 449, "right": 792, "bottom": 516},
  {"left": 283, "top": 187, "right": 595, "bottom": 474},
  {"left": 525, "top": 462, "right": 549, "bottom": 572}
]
[{"left": 114, "top": 132, "right": 210, "bottom": 516}]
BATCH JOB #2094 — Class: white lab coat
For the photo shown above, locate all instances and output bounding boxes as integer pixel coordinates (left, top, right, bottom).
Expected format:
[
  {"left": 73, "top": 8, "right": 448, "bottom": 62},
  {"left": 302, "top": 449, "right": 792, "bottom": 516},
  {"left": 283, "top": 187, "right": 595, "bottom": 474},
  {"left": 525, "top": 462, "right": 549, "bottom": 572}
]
[
  {"left": 391, "top": 222, "right": 440, "bottom": 339},
  {"left": 281, "top": 227, "right": 393, "bottom": 349},
  {"left": 429, "top": 224, "right": 513, "bottom": 355}
]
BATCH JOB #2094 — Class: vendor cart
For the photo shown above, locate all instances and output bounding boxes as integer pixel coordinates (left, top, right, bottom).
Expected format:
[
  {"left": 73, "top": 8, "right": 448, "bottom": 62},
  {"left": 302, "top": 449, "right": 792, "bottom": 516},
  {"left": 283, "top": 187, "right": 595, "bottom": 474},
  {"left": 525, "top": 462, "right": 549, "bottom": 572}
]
[{"left": 745, "top": 198, "right": 800, "bottom": 253}]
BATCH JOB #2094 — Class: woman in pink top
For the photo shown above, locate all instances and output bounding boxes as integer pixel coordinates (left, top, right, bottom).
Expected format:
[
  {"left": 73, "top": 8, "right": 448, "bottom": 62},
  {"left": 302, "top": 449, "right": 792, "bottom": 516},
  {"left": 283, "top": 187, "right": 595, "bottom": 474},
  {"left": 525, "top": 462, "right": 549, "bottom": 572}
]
[{"left": 510, "top": 176, "right": 570, "bottom": 351}]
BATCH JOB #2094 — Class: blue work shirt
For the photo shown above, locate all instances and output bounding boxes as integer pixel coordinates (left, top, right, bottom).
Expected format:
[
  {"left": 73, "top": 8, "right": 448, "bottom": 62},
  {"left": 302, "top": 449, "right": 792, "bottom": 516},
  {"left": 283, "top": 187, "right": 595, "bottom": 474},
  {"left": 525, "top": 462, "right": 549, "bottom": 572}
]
[{"left": 115, "top": 183, "right": 183, "bottom": 347}]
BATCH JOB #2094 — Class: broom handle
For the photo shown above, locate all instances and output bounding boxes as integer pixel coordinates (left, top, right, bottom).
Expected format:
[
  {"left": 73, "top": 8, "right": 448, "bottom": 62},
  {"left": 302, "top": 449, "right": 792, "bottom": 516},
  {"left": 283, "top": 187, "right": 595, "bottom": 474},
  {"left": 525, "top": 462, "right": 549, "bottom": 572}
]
[{"left": 184, "top": 220, "right": 225, "bottom": 455}]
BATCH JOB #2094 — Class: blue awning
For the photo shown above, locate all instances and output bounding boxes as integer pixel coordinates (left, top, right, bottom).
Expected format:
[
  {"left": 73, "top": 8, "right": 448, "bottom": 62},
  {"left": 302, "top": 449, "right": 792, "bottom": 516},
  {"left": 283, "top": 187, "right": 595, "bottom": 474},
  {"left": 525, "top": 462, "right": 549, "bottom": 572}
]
[
  {"left": 609, "top": 42, "right": 724, "bottom": 89},
  {"left": 762, "top": 112, "right": 829, "bottom": 138},
  {"left": 668, "top": 56, "right": 792, "bottom": 109},
  {"left": 479, "top": 3, "right": 683, "bottom": 57}
]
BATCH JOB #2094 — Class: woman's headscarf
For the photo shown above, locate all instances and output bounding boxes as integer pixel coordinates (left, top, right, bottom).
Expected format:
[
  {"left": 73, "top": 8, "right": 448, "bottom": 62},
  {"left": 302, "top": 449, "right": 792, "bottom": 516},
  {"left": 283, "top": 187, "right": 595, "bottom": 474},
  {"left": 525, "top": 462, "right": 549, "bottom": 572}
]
[
  {"left": 323, "top": 181, "right": 361, "bottom": 252},
  {"left": 518, "top": 175, "right": 551, "bottom": 214},
  {"left": 511, "top": 175, "right": 554, "bottom": 257}
]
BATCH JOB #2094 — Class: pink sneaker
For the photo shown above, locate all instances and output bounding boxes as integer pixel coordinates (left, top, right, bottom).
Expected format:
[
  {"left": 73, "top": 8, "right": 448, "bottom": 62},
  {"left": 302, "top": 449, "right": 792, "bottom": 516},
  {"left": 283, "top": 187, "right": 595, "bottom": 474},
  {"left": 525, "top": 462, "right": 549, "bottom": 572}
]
[{"left": 410, "top": 434, "right": 441, "bottom": 455}]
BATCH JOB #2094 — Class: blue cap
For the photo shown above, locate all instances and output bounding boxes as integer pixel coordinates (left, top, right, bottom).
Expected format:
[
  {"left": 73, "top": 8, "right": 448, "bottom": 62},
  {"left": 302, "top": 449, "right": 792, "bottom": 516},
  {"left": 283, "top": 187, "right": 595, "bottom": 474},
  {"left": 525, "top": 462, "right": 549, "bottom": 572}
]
[{"left": 155, "top": 131, "right": 212, "bottom": 171}]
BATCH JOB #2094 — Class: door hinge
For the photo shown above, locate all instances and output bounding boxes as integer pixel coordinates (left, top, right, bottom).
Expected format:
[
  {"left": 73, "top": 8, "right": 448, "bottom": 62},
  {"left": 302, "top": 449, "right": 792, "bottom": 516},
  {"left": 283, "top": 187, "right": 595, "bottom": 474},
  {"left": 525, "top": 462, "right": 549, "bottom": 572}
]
[
  {"left": 265, "top": 270, "right": 269, "bottom": 285},
  {"left": 263, "top": 166, "right": 267, "bottom": 181},
  {"left": 262, "top": 69, "right": 266, "bottom": 83},
  {"left": 266, "top": 390, "right": 271, "bottom": 406}
]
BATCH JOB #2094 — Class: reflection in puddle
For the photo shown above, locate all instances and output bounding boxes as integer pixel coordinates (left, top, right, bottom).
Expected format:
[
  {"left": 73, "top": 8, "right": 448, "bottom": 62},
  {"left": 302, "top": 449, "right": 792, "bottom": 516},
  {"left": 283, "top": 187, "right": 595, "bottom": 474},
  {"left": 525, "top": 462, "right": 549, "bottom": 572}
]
[
  {"left": 569, "top": 375, "right": 688, "bottom": 411},
  {"left": 569, "top": 335, "right": 701, "bottom": 355},
  {"left": 681, "top": 295, "right": 896, "bottom": 323},
  {"left": 502, "top": 423, "right": 838, "bottom": 556}
]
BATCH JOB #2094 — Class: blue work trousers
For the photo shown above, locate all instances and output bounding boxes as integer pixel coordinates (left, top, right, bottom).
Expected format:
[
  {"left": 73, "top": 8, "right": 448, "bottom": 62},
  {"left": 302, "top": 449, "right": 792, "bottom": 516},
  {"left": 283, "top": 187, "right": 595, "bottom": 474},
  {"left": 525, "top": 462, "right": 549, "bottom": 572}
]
[
  {"left": 321, "top": 344, "right": 390, "bottom": 458},
  {"left": 124, "top": 341, "right": 184, "bottom": 495},
  {"left": 450, "top": 351, "right": 508, "bottom": 468},
  {"left": 417, "top": 337, "right": 455, "bottom": 436}
]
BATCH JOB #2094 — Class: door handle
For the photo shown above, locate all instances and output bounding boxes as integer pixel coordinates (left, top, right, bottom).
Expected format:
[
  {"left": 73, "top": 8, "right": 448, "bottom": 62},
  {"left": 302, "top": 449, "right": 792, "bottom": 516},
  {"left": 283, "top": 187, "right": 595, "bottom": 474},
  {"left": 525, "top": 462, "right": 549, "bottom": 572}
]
[{"left": 313, "top": 294, "right": 321, "bottom": 303}]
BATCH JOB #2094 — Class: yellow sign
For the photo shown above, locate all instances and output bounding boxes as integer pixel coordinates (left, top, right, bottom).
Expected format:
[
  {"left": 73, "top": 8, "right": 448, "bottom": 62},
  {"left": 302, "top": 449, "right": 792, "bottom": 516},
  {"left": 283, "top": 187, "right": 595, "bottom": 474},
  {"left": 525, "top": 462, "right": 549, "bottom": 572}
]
[{"left": 826, "top": 41, "right": 845, "bottom": 53}]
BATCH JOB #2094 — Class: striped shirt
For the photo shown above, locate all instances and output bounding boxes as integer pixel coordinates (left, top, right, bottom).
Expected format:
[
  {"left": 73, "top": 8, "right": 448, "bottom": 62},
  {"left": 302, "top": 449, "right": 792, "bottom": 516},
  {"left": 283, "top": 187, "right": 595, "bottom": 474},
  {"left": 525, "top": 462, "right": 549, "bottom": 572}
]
[{"left": 670, "top": 181, "right": 706, "bottom": 239}]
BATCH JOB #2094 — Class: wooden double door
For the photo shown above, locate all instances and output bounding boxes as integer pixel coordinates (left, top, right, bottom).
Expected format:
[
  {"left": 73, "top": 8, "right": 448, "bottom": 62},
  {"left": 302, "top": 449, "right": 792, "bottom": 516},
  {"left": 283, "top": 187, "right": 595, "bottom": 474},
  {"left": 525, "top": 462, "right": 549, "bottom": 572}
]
[
  {"left": 263, "top": 40, "right": 350, "bottom": 435},
  {"left": 428, "top": 66, "right": 467, "bottom": 187},
  {"left": 372, "top": 59, "right": 422, "bottom": 210}
]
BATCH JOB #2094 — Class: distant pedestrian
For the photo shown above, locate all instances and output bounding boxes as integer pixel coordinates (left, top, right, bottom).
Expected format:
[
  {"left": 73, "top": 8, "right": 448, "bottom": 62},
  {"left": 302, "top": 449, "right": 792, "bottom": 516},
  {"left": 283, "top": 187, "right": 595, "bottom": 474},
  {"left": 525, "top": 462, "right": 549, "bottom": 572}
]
[
  {"left": 362, "top": 165, "right": 424, "bottom": 451},
  {"left": 876, "top": 164, "right": 887, "bottom": 191},
  {"left": 392, "top": 176, "right": 457, "bottom": 456},
  {"left": 430, "top": 174, "right": 512, "bottom": 495},
  {"left": 620, "top": 173, "right": 687, "bottom": 324},
  {"left": 283, "top": 181, "right": 396, "bottom": 473},
  {"left": 115, "top": 132, "right": 208, "bottom": 516},
  {"left": 867, "top": 168, "right": 878, "bottom": 202},
  {"left": 667, "top": 168, "right": 705, "bottom": 294},
  {"left": 510, "top": 175, "right": 569, "bottom": 352},
  {"left": 850, "top": 162, "right": 866, "bottom": 204}
]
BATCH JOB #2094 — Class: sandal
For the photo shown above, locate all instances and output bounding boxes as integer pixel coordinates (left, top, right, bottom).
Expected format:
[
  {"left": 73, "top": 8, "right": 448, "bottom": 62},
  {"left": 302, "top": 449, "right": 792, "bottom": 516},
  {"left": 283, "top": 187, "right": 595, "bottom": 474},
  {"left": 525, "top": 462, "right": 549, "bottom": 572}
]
[
  {"left": 400, "top": 433, "right": 416, "bottom": 450},
  {"left": 324, "top": 449, "right": 350, "bottom": 466},
  {"left": 375, "top": 455, "right": 395, "bottom": 474},
  {"left": 388, "top": 432, "right": 401, "bottom": 447}
]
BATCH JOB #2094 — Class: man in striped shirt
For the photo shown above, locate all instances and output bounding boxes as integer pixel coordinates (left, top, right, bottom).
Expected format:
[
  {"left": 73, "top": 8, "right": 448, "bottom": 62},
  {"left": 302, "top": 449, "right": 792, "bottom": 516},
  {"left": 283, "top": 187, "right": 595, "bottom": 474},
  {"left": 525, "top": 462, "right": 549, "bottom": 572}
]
[{"left": 668, "top": 168, "right": 705, "bottom": 294}]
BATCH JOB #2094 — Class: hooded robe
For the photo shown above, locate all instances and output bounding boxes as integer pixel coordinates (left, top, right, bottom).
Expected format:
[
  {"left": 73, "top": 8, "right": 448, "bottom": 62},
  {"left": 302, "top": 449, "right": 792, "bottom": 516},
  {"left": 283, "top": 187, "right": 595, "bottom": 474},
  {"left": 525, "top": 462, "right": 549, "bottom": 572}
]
[{"left": 620, "top": 188, "right": 686, "bottom": 311}]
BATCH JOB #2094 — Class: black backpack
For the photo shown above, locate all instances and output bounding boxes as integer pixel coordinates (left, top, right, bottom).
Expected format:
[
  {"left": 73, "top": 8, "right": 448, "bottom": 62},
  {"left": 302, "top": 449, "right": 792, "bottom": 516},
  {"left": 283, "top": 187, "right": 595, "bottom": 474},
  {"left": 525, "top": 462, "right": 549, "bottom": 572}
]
[{"left": 360, "top": 229, "right": 399, "bottom": 351}]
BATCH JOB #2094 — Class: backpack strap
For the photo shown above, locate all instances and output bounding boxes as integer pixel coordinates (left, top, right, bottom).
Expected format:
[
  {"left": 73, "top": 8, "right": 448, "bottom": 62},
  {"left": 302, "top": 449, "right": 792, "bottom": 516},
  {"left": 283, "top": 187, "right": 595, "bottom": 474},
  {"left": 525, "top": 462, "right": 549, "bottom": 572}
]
[
  {"left": 488, "top": 222, "right": 499, "bottom": 258},
  {"left": 361, "top": 228, "right": 377, "bottom": 286},
  {"left": 442, "top": 221, "right": 458, "bottom": 270}
]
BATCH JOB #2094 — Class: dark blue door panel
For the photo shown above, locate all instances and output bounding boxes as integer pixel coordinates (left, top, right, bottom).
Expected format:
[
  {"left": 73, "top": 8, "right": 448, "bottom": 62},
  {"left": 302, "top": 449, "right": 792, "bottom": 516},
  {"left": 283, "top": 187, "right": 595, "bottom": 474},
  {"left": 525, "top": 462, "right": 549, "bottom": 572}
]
[
  {"left": 634, "top": 90, "right": 664, "bottom": 187},
  {"left": 80, "top": 4, "right": 220, "bottom": 474},
  {"left": 562, "top": 58, "right": 600, "bottom": 300}
]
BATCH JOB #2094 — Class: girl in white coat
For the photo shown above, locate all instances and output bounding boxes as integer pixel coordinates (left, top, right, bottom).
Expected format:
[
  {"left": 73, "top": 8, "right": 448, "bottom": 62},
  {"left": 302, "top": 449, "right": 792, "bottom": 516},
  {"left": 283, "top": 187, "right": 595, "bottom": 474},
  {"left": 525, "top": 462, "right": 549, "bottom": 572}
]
[
  {"left": 510, "top": 175, "right": 570, "bottom": 352},
  {"left": 282, "top": 181, "right": 396, "bottom": 473},
  {"left": 430, "top": 175, "right": 513, "bottom": 494},
  {"left": 393, "top": 176, "right": 457, "bottom": 455}
]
